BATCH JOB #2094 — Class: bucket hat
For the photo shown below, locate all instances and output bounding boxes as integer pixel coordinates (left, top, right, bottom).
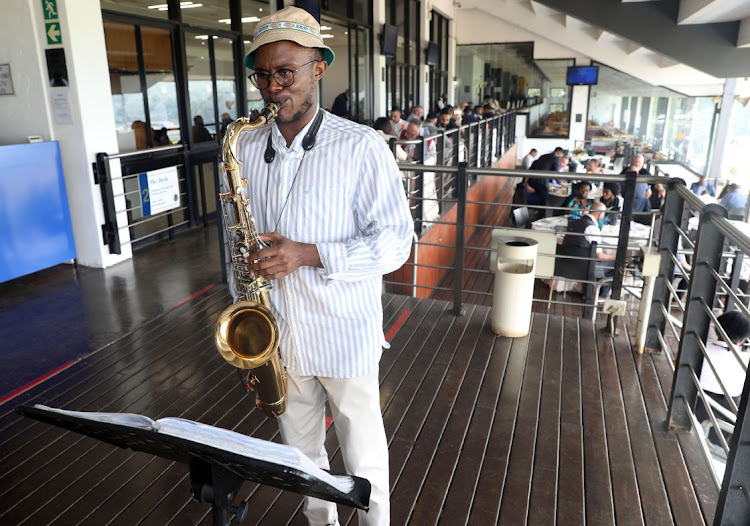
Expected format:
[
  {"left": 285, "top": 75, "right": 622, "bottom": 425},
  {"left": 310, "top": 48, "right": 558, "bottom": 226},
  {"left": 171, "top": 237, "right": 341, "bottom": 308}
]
[{"left": 244, "top": 6, "right": 335, "bottom": 70}]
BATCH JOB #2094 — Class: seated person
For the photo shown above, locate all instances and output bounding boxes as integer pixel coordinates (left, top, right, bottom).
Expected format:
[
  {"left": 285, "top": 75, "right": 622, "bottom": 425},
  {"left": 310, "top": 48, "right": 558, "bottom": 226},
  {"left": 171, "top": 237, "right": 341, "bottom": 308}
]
[
  {"left": 586, "top": 158, "right": 605, "bottom": 174},
  {"left": 566, "top": 181, "right": 592, "bottom": 219},
  {"left": 523, "top": 176, "right": 548, "bottom": 209},
  {"left": 600, "top": 182, "right": 622, "bottom": 226},
  {"left": 620, "top": 154, "right": 652, "bottom": 224},
  {"left": 690, "top": 175, "right": 715, "bottom": 197},
  {"left": 373, "top": 117, "right": 407, "bottom": 161},
  {"left": 720, "top": 184, "right": 748, "bottom": 217},
  {"left": 561, "top": 202, "right": 616, "bottom": 297},
  {"left": 192, "top": 115, "right": 213, "bottom": 142},
  {"left": 695, "top": 310, "right": 750, "bottom": 446}
]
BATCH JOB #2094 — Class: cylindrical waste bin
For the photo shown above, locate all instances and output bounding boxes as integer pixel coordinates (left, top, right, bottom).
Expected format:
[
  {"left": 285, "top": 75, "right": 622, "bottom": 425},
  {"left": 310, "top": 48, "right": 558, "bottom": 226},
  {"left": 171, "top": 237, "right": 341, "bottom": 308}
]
[{"left": 491, "top": 237, "right": 538, "bottom": 337}]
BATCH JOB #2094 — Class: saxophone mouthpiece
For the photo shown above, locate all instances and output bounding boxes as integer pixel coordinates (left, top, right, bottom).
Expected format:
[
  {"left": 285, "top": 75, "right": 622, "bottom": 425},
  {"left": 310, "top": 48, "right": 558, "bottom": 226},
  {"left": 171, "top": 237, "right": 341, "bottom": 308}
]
[{"left": 260, "top": 103, "right": 279, "bottom": 123}]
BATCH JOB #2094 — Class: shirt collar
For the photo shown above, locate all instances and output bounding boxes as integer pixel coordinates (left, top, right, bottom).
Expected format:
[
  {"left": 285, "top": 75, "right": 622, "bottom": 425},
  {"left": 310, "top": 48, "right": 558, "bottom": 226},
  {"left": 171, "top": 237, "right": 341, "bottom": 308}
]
[{"left": 270, "top": 105, "right": 321, "bottom": 157}]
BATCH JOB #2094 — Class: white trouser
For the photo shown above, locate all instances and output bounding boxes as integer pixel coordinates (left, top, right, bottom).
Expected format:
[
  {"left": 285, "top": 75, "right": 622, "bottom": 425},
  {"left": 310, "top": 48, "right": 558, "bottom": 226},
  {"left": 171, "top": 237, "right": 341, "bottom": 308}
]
[{"left": 277, "top": 368, "right": 390, "bottom": 526}]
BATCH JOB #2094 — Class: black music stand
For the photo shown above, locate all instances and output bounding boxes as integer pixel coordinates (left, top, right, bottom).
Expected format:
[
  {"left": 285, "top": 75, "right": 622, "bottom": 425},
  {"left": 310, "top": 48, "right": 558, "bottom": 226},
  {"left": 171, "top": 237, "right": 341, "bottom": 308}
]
[{"left": 16, "top": 405, "right": 370, "bottom": 526}]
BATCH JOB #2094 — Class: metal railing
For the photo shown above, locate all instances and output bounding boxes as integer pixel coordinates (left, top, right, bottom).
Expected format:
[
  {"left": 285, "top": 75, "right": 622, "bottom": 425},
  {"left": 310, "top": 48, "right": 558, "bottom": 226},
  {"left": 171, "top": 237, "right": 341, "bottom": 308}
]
[
  {"left": 389, "top": 112, "right": 516, "bottom": 236},
  {"left": 383, "top": 162, "right": 666, "bottom": 318},
  {"left": 95, "top": 143, "right": 221, "bottom": 253},
  {"left": 644, "top": 180, "right": 750, "bottom": 524}
]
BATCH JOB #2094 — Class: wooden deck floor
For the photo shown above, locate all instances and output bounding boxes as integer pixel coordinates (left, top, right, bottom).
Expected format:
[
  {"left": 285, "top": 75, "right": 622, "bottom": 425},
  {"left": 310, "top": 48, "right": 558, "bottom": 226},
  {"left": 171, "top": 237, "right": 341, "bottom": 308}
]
[{"left": 0, "top": 288, "right": 716, "bottom": 525}]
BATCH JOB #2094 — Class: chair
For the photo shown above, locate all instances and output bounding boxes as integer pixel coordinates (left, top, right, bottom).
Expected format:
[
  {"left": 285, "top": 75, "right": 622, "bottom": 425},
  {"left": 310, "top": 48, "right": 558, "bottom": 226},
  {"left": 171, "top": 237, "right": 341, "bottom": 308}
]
[
  {"left": 512, "top": 206, "right": 531, "bottom": 229},
  {"left": 548, "top": 241, "right": 598, "bottom": 318}
]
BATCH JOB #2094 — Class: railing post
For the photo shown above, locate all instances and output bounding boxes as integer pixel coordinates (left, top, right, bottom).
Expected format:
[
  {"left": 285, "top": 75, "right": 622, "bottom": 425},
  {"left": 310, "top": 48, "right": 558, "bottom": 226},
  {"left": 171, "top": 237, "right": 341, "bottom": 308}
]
[
  {"left": 645, "top": 179, "right": 686, "bottom": 352},
  {"left": 497, "top": 116, "right": 505, "bottom": 158},
  {"left": 436, "top": 134, "right": 445, "bottom": 215},
  {"left": 611, "top": 171, "right": 637, "bottom": 301},
  {"left": 470, "top": 121, "right": 482, "bottom": 167},
  {"left": 667, "top": 204, "right": 728, "bottom": 431},
  {"left": 485, "top": 117, "right": 498, "bottom": 168},
  {"left": 414, "top": 138, "right": 425, "bottom": 236},
  {"left": 95, "top": 152, "right": 122, "bottom": 255},
  {"left": 714, "top": 375, "right": 750, "bottom": 525},
  {"left": 452, "top": 129, "right": 461, "bottom": 166},
  {"left": 453, "top": 162, "right": 468, "bottom": 316}
]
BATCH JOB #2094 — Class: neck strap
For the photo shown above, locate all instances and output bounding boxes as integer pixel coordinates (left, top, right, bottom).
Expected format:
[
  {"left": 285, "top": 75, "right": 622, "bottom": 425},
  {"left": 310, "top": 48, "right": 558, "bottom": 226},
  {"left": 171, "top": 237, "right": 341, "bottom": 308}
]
[{"left": 264, "top": 109, "right": 324, "bottom": 164}]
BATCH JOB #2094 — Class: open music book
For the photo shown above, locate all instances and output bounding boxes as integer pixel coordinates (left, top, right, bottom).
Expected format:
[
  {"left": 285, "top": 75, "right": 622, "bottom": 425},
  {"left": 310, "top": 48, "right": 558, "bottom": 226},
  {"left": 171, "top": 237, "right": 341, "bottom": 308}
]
[{"left": 33, "top": 404, "right": 354, "bottom": 494}]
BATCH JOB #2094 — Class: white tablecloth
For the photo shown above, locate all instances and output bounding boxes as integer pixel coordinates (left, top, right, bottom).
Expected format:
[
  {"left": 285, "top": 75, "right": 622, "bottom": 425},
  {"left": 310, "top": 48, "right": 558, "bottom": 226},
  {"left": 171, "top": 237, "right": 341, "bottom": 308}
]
[{"left": 531, "top": 215, "right": 651, "bottom": 247}]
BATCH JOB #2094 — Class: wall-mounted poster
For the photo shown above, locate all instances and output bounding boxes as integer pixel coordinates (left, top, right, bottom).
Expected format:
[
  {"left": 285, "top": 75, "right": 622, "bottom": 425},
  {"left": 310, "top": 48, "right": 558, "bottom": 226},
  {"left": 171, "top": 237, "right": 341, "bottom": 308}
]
[{"left": 0, "top": 64, "right": 13, "bottom": 95}]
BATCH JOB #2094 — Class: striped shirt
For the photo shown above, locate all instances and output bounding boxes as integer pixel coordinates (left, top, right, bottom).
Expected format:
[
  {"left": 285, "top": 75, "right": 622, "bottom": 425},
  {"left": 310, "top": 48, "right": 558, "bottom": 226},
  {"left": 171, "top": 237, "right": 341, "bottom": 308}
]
[{"left": 232, "top": 110, "right": 413, "bottom": 378}]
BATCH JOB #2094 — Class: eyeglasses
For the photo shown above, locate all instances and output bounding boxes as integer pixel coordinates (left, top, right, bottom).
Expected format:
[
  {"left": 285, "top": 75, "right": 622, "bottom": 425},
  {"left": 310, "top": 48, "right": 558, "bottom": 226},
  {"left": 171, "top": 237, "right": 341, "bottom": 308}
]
[{"left": 248, "top": 60, "right": 318, "bottom": 90}]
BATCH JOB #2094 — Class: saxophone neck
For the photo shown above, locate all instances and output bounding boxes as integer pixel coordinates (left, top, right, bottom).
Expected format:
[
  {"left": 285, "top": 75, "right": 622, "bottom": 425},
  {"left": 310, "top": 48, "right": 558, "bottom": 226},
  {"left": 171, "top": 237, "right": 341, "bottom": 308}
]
[{"left": 222, "top": 103, "right": 279, "bottom": 171}]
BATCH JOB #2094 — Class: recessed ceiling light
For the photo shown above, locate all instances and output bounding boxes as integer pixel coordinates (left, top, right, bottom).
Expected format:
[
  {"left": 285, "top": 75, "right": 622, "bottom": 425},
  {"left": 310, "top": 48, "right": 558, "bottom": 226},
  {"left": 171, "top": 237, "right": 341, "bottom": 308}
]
[
  {"left": 321, "top": 34, "right": 333, "bottom": 39},
  {"left": 320, "top": 26, "right": 332, "bottom": 30},
  {"left": 218, "top": 16, "right": 260, "bottom": 24},
  {"left": 149, "top": 1, "right": 202, "bottom": 10}
]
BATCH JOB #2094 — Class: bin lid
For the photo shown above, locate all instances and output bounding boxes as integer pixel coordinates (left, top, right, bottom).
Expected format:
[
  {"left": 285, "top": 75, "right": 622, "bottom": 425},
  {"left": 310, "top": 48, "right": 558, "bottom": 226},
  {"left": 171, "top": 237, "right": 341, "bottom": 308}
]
[{"left": 496, "top": 236, "right": 538, "bottom": 260}]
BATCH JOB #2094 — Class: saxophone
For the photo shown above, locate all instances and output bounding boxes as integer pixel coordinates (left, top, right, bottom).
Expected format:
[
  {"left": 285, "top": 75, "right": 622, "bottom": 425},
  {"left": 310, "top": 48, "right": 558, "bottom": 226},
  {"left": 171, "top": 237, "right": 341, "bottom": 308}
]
[{"left": 215, "top": 103, "right": 287, "bottom": 418}]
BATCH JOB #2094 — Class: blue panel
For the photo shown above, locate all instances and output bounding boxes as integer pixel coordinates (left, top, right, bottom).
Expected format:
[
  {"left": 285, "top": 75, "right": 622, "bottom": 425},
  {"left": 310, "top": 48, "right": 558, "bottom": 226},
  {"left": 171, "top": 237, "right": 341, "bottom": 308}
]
[{"left": 0, "top": 142, "right": 76, "bottom": 282}]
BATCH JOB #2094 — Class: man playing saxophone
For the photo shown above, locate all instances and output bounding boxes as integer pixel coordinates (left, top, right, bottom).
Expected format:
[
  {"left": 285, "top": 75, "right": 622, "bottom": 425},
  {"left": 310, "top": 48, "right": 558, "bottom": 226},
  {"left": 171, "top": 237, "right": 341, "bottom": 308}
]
[{"left": 232, "top": 7, "right": 413, "bottom": 526}]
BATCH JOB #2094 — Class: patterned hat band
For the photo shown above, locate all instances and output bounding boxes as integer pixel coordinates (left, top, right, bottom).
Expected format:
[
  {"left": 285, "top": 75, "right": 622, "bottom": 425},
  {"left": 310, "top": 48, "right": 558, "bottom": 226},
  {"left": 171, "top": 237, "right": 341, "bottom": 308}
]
[{"left": 255, "top": 21, "right": 323, "bottom": 44}]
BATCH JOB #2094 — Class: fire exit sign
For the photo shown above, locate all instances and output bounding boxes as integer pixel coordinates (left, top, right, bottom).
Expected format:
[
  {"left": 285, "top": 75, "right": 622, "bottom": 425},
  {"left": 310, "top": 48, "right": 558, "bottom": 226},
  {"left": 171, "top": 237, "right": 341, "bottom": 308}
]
[
  {"left": 42, "top": 0, "right": 63, "bottom": 45},
  {"left": 42, "top": 0, "right": 58, "bottom": 21}
]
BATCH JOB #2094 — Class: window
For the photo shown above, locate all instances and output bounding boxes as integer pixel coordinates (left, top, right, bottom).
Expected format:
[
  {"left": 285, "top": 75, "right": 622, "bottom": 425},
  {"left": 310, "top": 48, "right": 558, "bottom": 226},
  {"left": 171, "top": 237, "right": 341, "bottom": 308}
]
[
  {"left": 104, "top": 21, "right": 181, "bottom": 151},
  {"left": 550, "top": 88, "right": 566, "bottom": 98},
  {"left": 186, "top": 32, "right": 238, "bottom": 144}
]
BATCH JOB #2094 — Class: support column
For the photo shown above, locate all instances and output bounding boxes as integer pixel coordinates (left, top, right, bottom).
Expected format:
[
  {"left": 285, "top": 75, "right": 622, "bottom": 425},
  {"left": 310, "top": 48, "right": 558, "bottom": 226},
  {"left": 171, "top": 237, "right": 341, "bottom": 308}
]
[{"left": 707, "top": 78, "right": 737, "bottom": 184}]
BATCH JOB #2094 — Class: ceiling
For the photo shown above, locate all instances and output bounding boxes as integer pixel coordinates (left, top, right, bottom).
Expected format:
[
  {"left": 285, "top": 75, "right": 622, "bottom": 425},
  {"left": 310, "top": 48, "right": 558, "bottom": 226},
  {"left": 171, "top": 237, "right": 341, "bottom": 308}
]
[{"left": 455, "top": 0, "right": 750, "bottom": 97}]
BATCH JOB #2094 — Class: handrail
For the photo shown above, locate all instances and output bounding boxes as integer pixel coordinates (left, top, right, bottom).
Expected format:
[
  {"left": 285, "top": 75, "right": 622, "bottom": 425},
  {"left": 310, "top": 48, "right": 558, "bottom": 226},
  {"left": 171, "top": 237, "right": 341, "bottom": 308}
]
[{"left": 106, "top": 144, "right": 184, "bottom": 161}]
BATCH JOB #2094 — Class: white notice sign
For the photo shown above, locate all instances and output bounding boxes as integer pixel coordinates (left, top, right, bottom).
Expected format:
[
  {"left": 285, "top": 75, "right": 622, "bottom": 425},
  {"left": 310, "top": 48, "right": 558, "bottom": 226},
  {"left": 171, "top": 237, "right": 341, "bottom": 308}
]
[
  {"left": 0, "top": 64, "right": 13, "bottom": 95},
  {"left": 138, "top": 166, "right": 180, "bottom": 216},
  {"left": 51, "top": 91, "right": 72, "bottom": 124}
]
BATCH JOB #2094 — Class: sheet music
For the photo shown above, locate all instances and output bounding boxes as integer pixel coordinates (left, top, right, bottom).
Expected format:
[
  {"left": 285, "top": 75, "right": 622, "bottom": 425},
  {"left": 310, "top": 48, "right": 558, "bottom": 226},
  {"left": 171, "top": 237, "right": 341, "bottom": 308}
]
[{"left": 34, "top": 405, "right": 354, "bottom": 494}]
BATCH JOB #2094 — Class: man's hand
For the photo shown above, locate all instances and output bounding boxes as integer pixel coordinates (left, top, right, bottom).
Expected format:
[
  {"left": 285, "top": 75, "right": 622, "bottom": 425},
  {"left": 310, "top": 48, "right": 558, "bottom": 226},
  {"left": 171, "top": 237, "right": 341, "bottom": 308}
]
[{"left": 246, "top": 232, "right": 322, "bottom": 280}]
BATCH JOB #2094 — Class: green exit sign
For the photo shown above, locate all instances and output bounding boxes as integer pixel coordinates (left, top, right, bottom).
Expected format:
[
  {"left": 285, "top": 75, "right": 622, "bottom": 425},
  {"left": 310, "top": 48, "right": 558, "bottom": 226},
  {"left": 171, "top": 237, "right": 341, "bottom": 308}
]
[
  {"left": 42, "top": 0, "right": 58, "bottom": 21},
  {"left": 46, "top": 22, "right": 62, "bottom": 45}
]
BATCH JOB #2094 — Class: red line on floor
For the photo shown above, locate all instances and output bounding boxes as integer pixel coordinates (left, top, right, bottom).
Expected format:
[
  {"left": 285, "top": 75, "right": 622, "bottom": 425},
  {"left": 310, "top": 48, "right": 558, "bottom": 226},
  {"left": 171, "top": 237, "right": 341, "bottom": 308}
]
[
  {"left": 385, "top": 309, "right": 411, "bottom": 342},
  {"left": 0, "top": 360, "right": 76, "bottom": 406},
  {"left": 173, "top": 284, "right": 215, "bottom": 308},
  {"left": 30, "top": 268, "right": 74, "bottom": 285}
]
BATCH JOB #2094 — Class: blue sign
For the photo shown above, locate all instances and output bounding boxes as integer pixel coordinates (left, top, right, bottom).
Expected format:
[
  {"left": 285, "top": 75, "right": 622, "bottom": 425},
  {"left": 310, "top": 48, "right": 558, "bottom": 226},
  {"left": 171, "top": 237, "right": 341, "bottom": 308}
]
[{"left": 138, "top": 166, "right": 180, "bottom": 217}]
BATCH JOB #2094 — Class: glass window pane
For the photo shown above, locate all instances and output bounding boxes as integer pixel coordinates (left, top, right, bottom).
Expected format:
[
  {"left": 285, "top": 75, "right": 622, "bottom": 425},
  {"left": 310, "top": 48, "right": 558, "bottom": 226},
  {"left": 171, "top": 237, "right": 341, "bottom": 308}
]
[
  {"left": 408, "top": 0, "right": 418, "bottom": 64},
  {"left": 241, "top": 0, "right": 266, "bottom": 35},
  {"left": 186, "top": 31, "right": 217, "bottom": 143},
  {"left": 320, "top": 19, "right": 350, "bottom": 118},
  {"left": 141, "top": 26, "right": 181, "bottom": 145},
  {"left": 179, "top": 0, "right": 232, "bottom": 32},
  {"left": 325, "top": 0, "right": 348, "bottom": 18},
  {"left": 395, "top": 5, "right": 405, "bottom": 63},
  {"left": 214, "top": 37, "right": 238, "bottom": 136},
  {"left": 104, "top": 21, "right": 148, "bottom": 151},
  {"left": 357, "top": 25, "right": 372, "bottom": 122},
  {"left": 352, "top": 0, "right": 369, "bottom": 25},
  {"left": 724, "top": 96, "right": 750, "bottom": 188}
]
